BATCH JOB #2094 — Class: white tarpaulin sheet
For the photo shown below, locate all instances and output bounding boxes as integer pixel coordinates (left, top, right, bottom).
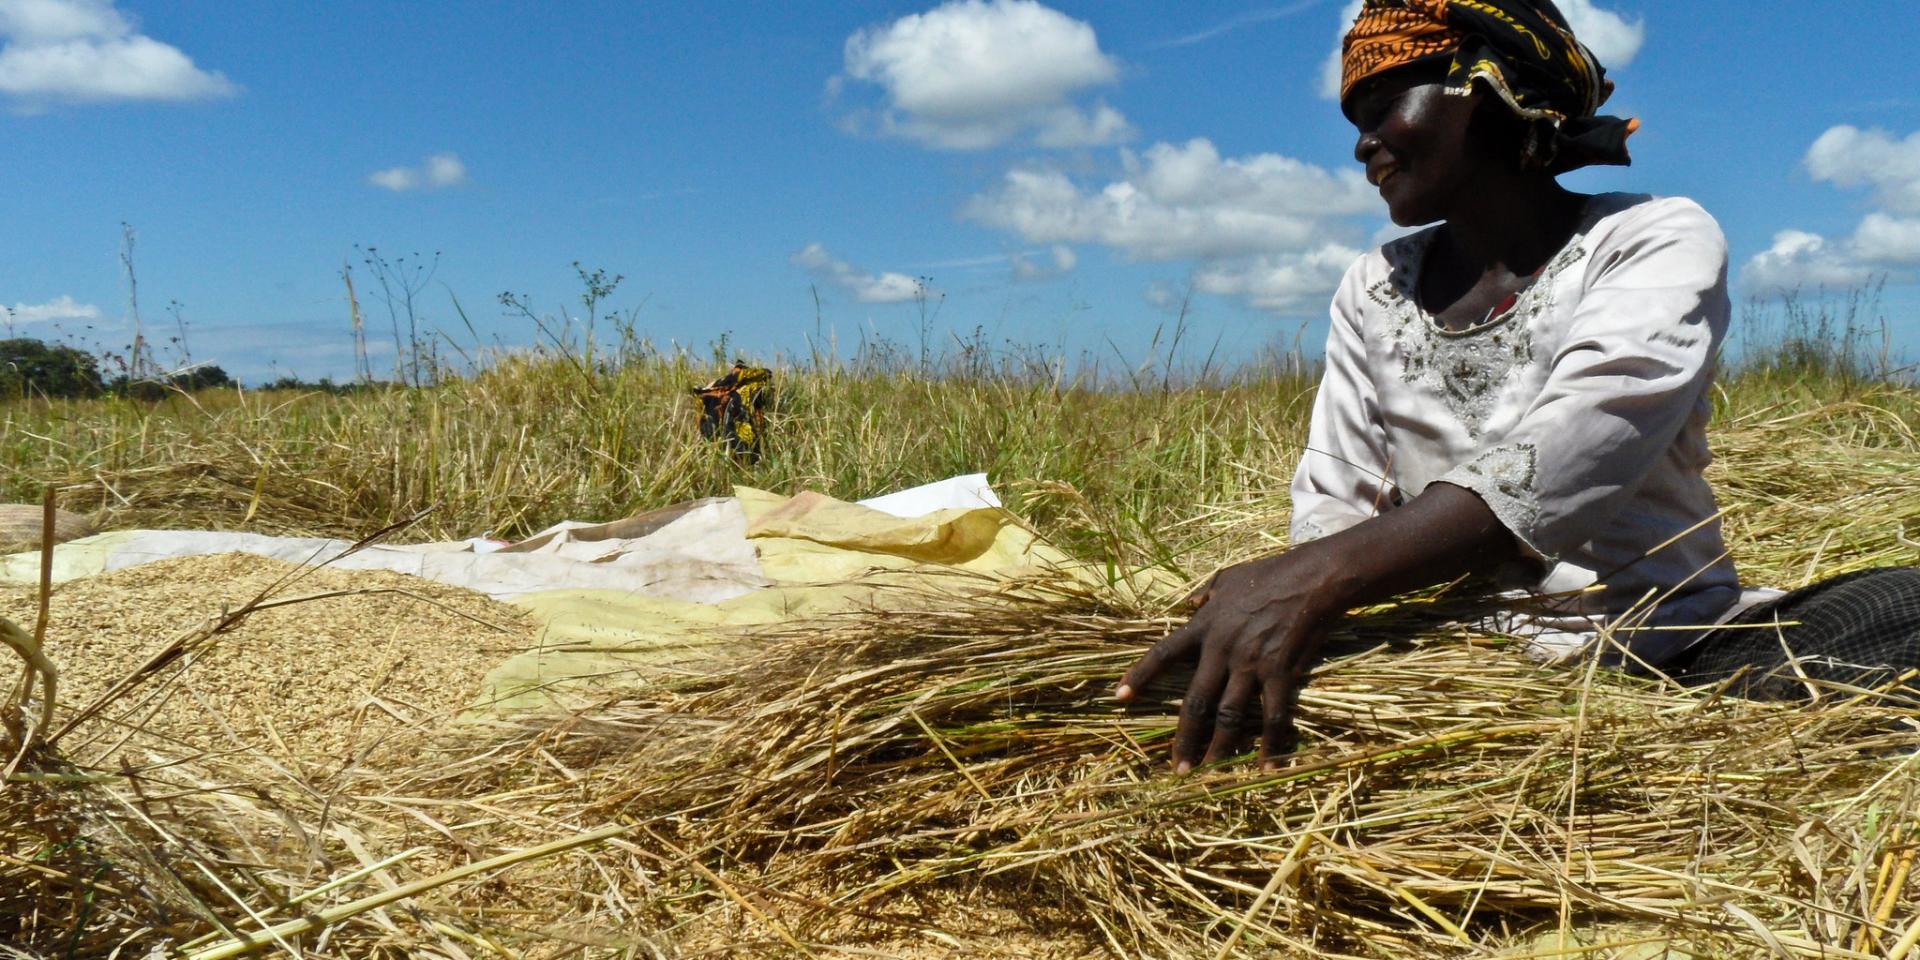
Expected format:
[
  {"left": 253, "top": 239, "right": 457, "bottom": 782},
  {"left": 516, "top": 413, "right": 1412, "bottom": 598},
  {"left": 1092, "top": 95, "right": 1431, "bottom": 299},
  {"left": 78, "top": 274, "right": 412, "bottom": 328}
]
[
  {"left": 0, "top": 473, "right": 1005, "bottom": 604},
  {"left": 1, "top": 472, "right": 1180, "bottom": 715}
]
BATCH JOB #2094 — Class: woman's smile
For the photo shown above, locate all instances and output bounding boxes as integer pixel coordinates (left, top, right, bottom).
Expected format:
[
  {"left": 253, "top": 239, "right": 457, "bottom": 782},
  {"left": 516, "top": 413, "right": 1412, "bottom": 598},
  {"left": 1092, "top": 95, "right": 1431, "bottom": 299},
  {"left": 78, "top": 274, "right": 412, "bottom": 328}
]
[{"left": 1349, "top": 77, "right": 1490, "bottom": 226}]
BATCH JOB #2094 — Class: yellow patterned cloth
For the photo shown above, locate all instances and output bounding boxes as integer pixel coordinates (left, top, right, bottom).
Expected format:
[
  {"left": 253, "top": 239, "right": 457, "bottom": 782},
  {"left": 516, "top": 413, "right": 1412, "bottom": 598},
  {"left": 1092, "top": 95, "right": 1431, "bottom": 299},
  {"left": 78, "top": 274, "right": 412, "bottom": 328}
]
[
  {"left": 1339, "top": 0, "right": 1636, "bottom": 173},
  {"left": 691, "top": 361, "right": 773, "bottom": 461}
]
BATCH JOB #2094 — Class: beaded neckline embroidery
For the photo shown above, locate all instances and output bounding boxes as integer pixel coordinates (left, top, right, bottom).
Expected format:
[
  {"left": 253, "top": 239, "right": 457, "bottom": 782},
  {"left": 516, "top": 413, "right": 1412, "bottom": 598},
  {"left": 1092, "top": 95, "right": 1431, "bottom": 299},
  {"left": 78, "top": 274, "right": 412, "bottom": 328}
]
[{"left": 1366, "top": 229, "right": 1590, "bottom": 437}]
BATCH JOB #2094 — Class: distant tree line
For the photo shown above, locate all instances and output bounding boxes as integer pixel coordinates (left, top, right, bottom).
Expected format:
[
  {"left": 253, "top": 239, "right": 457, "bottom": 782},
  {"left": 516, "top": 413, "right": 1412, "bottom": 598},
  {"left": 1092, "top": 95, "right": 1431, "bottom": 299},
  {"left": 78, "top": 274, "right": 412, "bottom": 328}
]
[
  {"left": 0, "top": 337, "right": 234, "bottom": 400},
  {"left": 257, "top": 375, "right": 371, "bottom": 394}
]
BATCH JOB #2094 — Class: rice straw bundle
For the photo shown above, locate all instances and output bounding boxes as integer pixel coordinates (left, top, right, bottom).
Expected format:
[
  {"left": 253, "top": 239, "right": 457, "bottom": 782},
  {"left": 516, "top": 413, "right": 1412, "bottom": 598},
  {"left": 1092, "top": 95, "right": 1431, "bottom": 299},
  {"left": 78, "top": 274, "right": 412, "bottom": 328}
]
[{"left": 434, "top": 579, "right": 1910, "bottom": 958}]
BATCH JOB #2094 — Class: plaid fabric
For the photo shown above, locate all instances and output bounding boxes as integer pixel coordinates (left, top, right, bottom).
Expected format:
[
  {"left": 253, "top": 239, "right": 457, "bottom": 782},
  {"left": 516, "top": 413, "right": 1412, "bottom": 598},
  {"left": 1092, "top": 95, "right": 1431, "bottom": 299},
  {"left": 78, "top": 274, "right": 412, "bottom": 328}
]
[{"left": 1666, "top": 567, "right": 1920, "bottom": 702}]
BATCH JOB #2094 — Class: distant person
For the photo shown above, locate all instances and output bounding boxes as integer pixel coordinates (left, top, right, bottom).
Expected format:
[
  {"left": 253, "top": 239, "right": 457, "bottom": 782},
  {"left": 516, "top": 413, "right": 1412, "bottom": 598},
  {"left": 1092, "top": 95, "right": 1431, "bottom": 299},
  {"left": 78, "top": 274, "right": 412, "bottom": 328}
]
[
  {"left": 691, "top": 361, "right": 774, "bottom": 463},
  {"left": 1117, "top": 0, "right": 1920, "bottom": 772}
]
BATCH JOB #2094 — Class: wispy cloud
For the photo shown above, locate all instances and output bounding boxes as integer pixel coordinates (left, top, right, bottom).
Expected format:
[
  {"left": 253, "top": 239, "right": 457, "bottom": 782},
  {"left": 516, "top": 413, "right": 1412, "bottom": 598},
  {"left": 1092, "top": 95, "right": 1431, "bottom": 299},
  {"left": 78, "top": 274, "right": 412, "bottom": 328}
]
[
  {"left": 4, "top": 294, "right": 101, "bottom": 324},
  {"left": 0, "top": 0, "right": 237, "bottom": 109},
  {"left": 910, "top": 253, "right": 1015, "bottom": 271},
  {"left": 1155, "top": 0, "right": 1326, "bottom": 49},
  {"left": 1840, "top": 98, "right": 1920, "bottom": 114},
  {"left": 587, "top": 187, "right": 700, "bottom": 207},
  {"left": 791, "top": 242, "right": 925, "bottom": 303},
  {"left": 367, "top": 152, "right": 470, "bottom": 192}
]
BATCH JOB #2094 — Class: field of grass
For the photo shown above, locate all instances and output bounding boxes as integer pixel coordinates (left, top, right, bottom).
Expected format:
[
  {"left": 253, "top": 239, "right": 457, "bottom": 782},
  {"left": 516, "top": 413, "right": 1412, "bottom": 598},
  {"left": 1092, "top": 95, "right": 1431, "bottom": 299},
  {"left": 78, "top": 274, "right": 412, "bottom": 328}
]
[
  {"left": 3, "top": 324, "right": 1919, "bottom": 958},
  {"left": 0, "top": 343, "right": 1320, "bottom": 574},
  {"left": 0, "top": 327, "right": 1910, "bottom": 578}
]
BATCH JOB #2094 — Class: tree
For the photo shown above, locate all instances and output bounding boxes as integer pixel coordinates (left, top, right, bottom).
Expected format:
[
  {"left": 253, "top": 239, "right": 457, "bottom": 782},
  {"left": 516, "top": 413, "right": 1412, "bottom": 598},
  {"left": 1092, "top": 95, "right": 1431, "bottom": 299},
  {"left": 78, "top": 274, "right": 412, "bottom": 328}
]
[
  {"left": 106, "top": 362, "right": 237, "bottom": 399},
  {"left": 171, "top": 364, "right": 234, "bottom": 391},
  {"left": 0, "top": 338, "right": 105, "bottom": 399}
]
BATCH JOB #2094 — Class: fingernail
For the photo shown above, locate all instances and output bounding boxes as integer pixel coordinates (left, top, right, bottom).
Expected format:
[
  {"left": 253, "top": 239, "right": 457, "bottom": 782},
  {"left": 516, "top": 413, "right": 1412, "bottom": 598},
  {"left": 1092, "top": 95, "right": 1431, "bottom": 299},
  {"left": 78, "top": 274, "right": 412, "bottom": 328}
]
[
  {"left": 1114, "top": 684, "right": 1133, "bottom": 701},
  {"left": 1175, "top": 761, "right": 1192, "bottom": 775}
]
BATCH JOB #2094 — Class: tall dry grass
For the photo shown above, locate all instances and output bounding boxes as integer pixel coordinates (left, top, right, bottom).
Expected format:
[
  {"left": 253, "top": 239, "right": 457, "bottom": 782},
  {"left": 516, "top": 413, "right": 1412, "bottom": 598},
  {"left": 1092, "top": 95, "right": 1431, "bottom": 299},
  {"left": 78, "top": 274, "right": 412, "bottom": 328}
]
[
  {"left": 0, "top": 304, "right": 1917, "bottom": 958},
  {"left": 0, "top": 318, "right": 1910, "bottom": 576},
  {"left": 0, "top": 343, "right": 1321, "bottom": 579}
]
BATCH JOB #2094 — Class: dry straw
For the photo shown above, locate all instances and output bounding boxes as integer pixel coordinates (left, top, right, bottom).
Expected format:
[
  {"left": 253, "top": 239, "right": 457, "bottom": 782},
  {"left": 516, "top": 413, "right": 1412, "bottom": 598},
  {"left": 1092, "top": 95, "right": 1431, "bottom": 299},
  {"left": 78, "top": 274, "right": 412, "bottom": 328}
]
[
  {"left": 1, "top": 384, "right": 1916, "bottom": 958},
  {"left": 533, "top": 579, "right": 1920, "bottom": 957}
]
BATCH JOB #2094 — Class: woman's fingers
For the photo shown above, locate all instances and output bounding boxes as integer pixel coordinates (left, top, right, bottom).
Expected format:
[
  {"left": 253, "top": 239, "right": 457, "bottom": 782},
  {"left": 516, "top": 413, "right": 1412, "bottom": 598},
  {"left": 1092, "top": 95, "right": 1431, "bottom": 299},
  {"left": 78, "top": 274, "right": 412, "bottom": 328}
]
[
  {"left": 1258, "top": 673, "right": 1297, "bottom": 768},
  {"left": 1173, "top": 641, "right": 1232, "bottom": 773},
  {"left": 1260, "top": 630, "right": 1324, "bottom": 766},
  {"left": 1202, "top": 669, "right": 1260, "bottom": 765},
  {"left": 1118, "top": 562, "right": 1331, "bottom": 774},
  {"left": 1115, "top": 617, "right": 1205, "bottom": 701}
]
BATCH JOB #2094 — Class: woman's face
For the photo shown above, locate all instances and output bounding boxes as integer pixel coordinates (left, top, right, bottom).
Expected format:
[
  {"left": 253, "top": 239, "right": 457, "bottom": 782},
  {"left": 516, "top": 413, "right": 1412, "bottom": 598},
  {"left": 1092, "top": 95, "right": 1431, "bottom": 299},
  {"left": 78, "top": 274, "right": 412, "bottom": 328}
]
[{"left": 1347, "top": 69, "right": 1494, "bottom": 227}]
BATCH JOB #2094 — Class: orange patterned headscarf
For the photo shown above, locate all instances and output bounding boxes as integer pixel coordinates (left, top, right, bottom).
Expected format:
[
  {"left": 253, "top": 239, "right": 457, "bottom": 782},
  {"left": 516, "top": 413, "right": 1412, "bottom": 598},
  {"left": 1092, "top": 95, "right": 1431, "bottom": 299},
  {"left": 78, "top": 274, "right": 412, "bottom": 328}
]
[
  {"left": 1340, "top": 0, "right": 1461, "bottom": 106},
  {"left": 1338, "top": 0, "right": 1636, "bottom": 173}
]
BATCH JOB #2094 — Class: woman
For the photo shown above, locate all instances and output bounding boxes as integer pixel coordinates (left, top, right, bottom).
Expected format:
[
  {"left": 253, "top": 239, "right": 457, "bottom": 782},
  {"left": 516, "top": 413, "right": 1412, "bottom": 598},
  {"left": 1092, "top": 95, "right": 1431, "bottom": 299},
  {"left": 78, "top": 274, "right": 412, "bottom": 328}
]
[{"left": 1116, "top": 0, "right": 1920, "bottom": 773}]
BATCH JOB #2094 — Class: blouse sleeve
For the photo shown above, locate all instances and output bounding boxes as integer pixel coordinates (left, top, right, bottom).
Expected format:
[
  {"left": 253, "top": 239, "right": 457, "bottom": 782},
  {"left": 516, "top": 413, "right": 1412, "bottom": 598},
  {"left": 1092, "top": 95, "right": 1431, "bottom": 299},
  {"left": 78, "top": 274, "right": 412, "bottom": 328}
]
[
  {"left": 1435, "top": 198, "right": 1731, "bottom": 561},
  {"left": 1290, "top": 258, "right": 1395, "bottom": 544}
]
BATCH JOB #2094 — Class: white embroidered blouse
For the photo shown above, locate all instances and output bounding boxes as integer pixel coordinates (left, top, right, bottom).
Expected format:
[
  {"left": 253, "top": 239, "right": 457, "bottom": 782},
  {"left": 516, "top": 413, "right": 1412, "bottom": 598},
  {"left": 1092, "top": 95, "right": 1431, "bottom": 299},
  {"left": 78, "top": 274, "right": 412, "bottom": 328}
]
[{"left": 1290, "top": 193, "right": 1748, "bottom": 665}]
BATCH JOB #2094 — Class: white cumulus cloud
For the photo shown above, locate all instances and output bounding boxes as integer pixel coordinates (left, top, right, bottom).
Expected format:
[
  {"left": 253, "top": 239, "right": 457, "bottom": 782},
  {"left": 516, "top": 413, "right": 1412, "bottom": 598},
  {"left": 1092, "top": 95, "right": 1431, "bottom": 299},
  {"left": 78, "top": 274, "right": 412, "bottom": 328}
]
[
  {"left": 1317, "top": 0, "right": 1645, "bottom": 100},
  {"left": 1741, "top": 230, "right": 1876, "bottom": 293},
  {"left": 0, "top": 0, "right": 126, "bottom": 40},
  {"left": 367, "top": 152, "right": 470, "bottom": 192},
  {"left": 5, "top": 294, "right": 102, "bottom": 324},
  {"left": 1805, "top": 126, "right": 1920, "bottom": 216},
  {"left": 1195, "top": 244, "right": 1366, "bottom": 312},
  {"left": 1553, "top": 0, "right": 1647, "bottom": 71},
  {"left": 965, "top": 138, "right": 1375, "bottom": 312},
  {"left": 1741, "top": 125, "right": 1920, "bottom": 291},
  {"left": 838, "top": 0, "right": 1131, "bottom": 150},
  {"left": 1011, "top": 244, "right": 1077, "bottom": 280},
  {"left": 1852, "top": 213, "right": 1920, "bottom": 265},
  {"left": 0, "top": 0, "right": 235, "bottom": 107},
  {"left": 792, "top": 243, "right": 925, "bottom": 303},
  {"left": 965, "top": 138, "right": 1373, "bottom": 261}
]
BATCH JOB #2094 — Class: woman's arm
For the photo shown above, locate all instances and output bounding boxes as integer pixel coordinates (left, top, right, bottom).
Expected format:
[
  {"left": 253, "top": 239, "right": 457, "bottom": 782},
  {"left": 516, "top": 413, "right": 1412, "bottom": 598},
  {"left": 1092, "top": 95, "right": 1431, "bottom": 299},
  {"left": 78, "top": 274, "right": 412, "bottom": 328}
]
[
  {"left": 1115, "top": 481, "right": 1517, "bottom": 771},
  {"left": 1120, "top": 198, "right": 1733, "bottom": 772},
  {"left": 1291, "top": 257, "right": 1396, "bottom": 543}
]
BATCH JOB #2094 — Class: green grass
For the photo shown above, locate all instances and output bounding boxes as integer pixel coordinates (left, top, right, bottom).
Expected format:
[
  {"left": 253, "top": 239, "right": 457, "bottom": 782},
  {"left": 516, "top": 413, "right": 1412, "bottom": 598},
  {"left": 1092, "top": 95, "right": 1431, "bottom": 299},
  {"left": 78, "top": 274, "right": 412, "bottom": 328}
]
[
  {"left": 0, "top": 331, "right": 1911, "bottom": 581},
  {"left": 0, "top": 346, "right": 1315, "bottom": 572}
]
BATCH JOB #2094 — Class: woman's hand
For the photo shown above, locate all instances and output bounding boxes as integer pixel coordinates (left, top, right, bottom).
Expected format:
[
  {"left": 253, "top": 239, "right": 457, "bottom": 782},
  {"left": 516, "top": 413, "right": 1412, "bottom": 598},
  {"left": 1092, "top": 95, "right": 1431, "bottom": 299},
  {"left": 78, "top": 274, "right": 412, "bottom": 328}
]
[
  {"left": 1114, "top": 551, "right": 1343, "bottom": 772},
  {"left": 1113, "top": 482, "right": 1519, "bottom": 774}
]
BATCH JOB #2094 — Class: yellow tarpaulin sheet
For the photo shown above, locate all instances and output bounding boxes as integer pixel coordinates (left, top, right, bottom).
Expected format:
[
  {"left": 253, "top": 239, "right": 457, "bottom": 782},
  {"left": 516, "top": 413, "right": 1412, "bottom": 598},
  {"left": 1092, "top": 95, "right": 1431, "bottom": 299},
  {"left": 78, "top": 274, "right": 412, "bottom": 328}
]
[
  {"left": 0, "top": 531, "right": 144, "bottom": 584},
  {"left": 471, "top": 485, "right": 1128, "bottom": 715},
  {"left": 1, "top": 482, "right": 1175, "bottom": 718}
]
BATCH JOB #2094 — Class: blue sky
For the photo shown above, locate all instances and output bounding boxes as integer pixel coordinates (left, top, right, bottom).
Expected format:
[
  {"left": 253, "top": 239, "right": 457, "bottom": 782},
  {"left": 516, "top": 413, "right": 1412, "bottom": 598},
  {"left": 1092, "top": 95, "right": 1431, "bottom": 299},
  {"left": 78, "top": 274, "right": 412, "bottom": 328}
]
[{"left": 3, "top": 0, "right": 1918, "bottom": 384}]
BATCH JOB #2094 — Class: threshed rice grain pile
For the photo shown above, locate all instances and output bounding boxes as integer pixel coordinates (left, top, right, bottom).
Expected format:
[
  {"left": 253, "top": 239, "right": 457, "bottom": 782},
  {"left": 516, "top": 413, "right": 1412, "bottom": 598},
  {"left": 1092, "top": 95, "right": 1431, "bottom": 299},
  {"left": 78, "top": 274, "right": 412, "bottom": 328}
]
[{"left": 4, "top": 391, "right": 1920, "bottom": 959}]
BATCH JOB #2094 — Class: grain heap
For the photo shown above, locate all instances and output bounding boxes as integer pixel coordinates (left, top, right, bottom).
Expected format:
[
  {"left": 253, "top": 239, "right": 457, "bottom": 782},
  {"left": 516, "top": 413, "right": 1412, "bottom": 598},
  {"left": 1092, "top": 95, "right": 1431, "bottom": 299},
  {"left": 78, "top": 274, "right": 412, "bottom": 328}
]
[
  {"left": 0, "top": 552, "right": 548, "bottom": 959},
  {"left": 0, "top": 552, "right": 538, "bottom": 762}
]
